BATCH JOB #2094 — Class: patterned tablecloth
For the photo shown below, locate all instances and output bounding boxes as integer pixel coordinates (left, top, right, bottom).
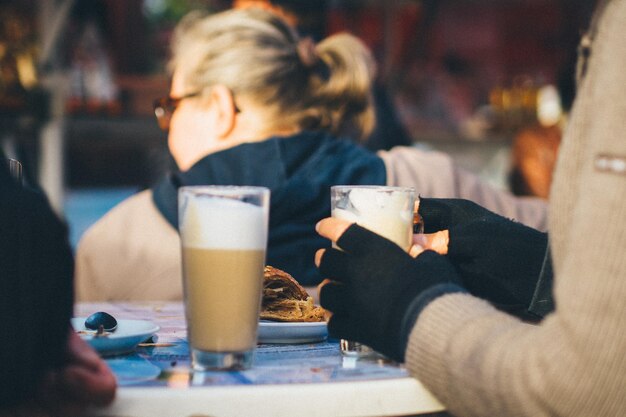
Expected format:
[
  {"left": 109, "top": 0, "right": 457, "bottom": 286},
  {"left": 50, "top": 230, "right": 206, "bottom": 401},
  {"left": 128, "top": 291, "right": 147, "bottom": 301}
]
[{"left": 75, "top": 302, "right": 444, "bottom": 417}]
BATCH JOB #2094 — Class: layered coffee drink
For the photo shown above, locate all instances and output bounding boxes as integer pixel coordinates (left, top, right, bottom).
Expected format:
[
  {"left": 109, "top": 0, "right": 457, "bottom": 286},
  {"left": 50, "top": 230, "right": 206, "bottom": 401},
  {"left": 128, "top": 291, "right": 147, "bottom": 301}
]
[
  {"left": 179, "top": 186, "right": 269, "bottom": 370},
  {"left": 182, "top": 248, "right": 265, "bottom": 351}
]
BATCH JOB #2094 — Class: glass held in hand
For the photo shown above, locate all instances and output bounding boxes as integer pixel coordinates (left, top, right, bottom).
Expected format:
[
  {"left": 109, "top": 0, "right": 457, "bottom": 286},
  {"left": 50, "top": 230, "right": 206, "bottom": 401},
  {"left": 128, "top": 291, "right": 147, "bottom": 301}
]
[{"left": 330, "top": 186, "right": 416, "bottom": 358}]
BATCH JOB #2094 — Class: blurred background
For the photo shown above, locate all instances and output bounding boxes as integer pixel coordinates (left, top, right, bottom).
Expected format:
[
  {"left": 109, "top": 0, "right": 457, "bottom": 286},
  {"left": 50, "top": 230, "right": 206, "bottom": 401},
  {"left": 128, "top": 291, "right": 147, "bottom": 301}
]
[{"left": 0, "top": 0, "right": 595, "bottom": 249}]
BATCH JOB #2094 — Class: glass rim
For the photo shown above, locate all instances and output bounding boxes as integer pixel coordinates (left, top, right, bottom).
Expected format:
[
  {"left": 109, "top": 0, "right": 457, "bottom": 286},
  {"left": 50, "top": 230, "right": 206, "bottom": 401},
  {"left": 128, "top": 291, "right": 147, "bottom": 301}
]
[
  {"left": 5, "top": 158, "right": 23, "bottom": 182},
  {"left": 178, "top": 185, "right": 270, "bottom": 196},
  {"left": 330, "top": 185, "right": 415, "bottom": 193}
]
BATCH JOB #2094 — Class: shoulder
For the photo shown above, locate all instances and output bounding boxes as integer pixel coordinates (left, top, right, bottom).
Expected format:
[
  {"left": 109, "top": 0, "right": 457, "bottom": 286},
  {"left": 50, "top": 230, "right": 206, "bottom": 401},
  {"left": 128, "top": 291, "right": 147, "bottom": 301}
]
[
  {"left": 378, "top": 145, "right": 453, "bottom": 171},
  {"left": 299, "top": 132, "right": 386, "bottom": 183},
  {"left": 78, "top": 189, "right": 177, "bottom": 254},
  {"left": 377, "top": 145, "right": 456, "bottom": 193},
  {"left": 317, "top": 133, "right": 379, "bottom": 160},
  {"left": 75, "top": 190, "right": 181, "bottom": 301}
]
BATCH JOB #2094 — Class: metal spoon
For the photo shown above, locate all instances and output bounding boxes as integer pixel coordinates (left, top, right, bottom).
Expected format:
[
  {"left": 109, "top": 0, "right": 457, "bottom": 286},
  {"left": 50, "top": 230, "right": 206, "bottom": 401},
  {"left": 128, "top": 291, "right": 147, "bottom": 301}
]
[{"left": 85, "top": 311, "right": 118, "bottom": 332}]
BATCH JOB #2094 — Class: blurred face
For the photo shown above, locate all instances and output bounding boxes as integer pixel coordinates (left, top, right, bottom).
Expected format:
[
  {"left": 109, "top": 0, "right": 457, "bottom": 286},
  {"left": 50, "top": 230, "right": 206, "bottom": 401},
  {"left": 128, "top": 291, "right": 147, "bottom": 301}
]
[{"left": 168, "top": 68, "right": 219, "bottom": 171}]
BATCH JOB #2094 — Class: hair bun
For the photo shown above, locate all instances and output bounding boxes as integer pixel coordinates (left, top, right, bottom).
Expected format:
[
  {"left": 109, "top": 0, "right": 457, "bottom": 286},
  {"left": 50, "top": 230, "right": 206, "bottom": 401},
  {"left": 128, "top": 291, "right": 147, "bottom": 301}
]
[{"left": 297, "top": 37, "right": 318, "bottom": 68}]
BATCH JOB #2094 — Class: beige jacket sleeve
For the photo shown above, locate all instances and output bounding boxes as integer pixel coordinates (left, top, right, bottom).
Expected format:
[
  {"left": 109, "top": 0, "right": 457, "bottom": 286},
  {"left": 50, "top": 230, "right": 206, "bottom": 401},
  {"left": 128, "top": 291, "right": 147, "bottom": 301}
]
[
  {"left": 404, "top": 2, "right": 626, "bottom": 416},
  {"left": 74, "top": 190, "right": 183, "bottom": 301},
  {"left": 378, "top": 146, "right": 548, "bottom": 231}
]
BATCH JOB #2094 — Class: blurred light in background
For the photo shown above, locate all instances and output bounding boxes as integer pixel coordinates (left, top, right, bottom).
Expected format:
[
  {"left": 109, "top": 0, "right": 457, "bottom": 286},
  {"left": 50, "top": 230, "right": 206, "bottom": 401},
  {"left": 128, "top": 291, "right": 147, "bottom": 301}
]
[{"left": 536, "top": 84, "right": 563, "bottom": 127}]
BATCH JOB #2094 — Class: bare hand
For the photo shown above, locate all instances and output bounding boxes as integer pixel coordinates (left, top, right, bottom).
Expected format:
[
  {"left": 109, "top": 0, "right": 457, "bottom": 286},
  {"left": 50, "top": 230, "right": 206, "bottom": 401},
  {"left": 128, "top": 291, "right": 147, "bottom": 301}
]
[
  {"left": 1, "top": 331, "right": 116, "bottom": 417},
  {"left": 314, "top": 217, "right": 450, "bottom": 261},
  {"left": 314, "top": 217, "right": 351, "bottom": 266},
  {"left": 37, "top": 331, "right": 117, "bottom": 416},
  {"left": 410, "top": 230, "right": 449, "bottom": 257}
]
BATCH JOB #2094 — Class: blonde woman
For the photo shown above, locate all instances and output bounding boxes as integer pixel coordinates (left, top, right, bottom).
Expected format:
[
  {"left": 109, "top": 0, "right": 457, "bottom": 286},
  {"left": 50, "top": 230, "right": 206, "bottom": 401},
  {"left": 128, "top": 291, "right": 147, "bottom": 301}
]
[{"left": 75, "top": 8, "right": 546, "bottom": 301}]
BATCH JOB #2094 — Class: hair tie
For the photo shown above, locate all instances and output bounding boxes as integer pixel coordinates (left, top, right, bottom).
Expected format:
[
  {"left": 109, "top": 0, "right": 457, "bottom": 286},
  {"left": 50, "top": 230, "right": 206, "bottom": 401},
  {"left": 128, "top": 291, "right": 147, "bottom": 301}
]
[
  {"left": 297, "top": 37, "right": 318, "bottom": 68},
  {"left": 297, "top": 37, "right": 330, "bottom": 81}
]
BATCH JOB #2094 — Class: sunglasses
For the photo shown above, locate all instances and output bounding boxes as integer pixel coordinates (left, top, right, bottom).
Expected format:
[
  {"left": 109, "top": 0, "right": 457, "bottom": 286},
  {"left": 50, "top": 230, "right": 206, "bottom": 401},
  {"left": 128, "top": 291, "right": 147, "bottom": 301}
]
[{"left": 153, "top": 90, "right": 241, "bottom": 131}]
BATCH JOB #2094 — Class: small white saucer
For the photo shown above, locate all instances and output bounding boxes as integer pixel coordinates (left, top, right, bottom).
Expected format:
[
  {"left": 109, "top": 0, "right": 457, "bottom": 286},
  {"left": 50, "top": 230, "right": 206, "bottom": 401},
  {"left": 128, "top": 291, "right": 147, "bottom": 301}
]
[{"left": 72, "top": 318, "right": 160, "bottom": 356}]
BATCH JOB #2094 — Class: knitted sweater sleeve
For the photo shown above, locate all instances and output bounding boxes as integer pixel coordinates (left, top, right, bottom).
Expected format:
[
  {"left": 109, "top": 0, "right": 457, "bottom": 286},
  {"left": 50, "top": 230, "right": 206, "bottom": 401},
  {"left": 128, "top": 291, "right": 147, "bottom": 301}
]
[{"left": 404, "top": 3, "right": 626, "bottom": 416}]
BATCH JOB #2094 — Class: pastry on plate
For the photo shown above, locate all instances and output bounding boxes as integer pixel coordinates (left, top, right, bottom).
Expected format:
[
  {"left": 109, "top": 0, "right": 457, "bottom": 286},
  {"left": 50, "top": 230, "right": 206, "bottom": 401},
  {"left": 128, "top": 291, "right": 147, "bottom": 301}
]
[{"left": 261, "top": 266, "right": 326, "bottom": 322}]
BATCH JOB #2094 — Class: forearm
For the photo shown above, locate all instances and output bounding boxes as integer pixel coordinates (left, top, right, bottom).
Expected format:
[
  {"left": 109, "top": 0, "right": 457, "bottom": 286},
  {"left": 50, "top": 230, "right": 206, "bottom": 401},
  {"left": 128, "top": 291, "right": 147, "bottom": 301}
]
[
  {"left": 405, "top": 289, "right": 626, "bottom": 417},
  {"left": 380, "top": 146, "right": 548, "bottom": 231},
  {"left": 402, "top": 1, "right": 626, "bottom": 413}
]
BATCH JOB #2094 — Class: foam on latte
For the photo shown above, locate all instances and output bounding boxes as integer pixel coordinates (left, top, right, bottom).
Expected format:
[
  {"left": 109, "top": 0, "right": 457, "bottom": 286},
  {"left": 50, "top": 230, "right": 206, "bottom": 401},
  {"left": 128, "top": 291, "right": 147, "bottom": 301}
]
[{"left": 180, "top": 196, "right": 267, "bottom": 250}]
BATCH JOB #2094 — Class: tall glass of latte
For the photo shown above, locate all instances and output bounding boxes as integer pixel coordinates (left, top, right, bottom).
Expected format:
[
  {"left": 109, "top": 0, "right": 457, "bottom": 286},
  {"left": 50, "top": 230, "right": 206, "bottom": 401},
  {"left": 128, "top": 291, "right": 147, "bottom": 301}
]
[
  {"left": 178, "top": 186, "right": 270, "bottom": 371},
  {"left": 331, "top": 185, "right": 415, "bottom": 357}
]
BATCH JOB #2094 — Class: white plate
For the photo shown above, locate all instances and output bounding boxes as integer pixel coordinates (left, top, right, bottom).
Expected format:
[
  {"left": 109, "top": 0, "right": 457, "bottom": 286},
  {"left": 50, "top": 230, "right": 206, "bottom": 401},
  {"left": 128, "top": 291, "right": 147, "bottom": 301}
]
[
  {"left": 258, "top": 321, "right": 328, "bottom": 344},
  {"left": 72, "top": 318, "right": 160, "bottom": 356}
]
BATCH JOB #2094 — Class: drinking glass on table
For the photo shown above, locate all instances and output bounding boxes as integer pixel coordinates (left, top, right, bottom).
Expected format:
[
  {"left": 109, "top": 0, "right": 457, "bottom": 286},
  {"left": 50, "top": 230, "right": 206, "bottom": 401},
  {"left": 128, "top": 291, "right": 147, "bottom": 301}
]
[
  {"left": 178, "top": 186, "right": 270, "bottom": 371},
  {"left": 330, "top": 185, "right": 415, "bottom": 357}
]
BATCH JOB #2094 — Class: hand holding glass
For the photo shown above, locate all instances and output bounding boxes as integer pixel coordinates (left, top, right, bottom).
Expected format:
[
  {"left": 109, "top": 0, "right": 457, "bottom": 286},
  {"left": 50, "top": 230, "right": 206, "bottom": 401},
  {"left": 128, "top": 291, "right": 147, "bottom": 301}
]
[{"left": 331, "top": 186, "right": 415, "bottom": 357}]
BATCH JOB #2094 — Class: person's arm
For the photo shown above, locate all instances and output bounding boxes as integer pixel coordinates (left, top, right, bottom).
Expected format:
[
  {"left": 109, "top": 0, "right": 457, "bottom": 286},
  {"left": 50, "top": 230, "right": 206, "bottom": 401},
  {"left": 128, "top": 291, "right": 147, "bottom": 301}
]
[
  {"left": 1, "top": 173, "right": 74, "bottom": 409},
  {"left": 0, "top": 332, "right": 116, "bottom": 417},
  {"left": 315, "top": 219, "right": 466, "bottom": 362},
  {"left": 405, "top": 4, "right": 626, "bottom": 415},
  {"left": 414, "top": 197, "right": 552, "bottom": 320},
  {"left": 316, "top": 185, "right": 624, "bottom": 416},
  {"left": 36, "top": 332, "right": 116, "bottom": 416},
  {"left": 75, "top": 190, "right": 182, "bottom": 302},
  {"left": 0, "top": 169, "right": 116, "bottom": 415},
  {"left": 378, "top": 146, "right": 549, "bottom": 231}
]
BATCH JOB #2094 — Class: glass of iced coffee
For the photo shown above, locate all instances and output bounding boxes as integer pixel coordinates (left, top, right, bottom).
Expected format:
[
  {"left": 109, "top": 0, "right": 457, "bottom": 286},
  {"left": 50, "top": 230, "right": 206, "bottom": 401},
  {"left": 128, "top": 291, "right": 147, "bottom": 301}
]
[
  {"left": 330, "top": 185, "right": 415, "bottom": 357},
  {"left": 178, "top": 186, "right": 270, "bottom": 371}
]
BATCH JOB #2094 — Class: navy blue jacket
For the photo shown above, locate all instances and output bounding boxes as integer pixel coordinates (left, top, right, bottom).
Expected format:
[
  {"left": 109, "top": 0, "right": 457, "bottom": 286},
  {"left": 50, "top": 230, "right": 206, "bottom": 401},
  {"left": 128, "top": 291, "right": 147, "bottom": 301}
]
[{"left": 152, "top": 131, "right": 386, "bottom": 285}]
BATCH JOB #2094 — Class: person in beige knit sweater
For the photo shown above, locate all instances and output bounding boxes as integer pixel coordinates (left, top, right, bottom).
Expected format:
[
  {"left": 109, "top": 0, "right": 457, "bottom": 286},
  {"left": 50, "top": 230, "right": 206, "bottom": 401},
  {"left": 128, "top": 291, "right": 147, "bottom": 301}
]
[{"left": 315, "top": 1, "right": 626, "bottom": 415}]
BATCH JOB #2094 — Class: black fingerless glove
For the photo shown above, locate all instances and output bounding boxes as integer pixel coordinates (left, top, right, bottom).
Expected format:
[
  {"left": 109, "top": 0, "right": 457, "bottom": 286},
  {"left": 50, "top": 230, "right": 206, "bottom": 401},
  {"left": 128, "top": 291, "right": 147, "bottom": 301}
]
[
  {"left": 447, "top": 218, "right": 548, "bottom": 319},
  {"left": 419, "top": 197, "right": 553, "bottom": 320},
  {"left": 318, "top": 224, "right": 465, "bottom": 362},
  {"left": 419, "top": 197, "right": 504, "bottom": 233}
]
